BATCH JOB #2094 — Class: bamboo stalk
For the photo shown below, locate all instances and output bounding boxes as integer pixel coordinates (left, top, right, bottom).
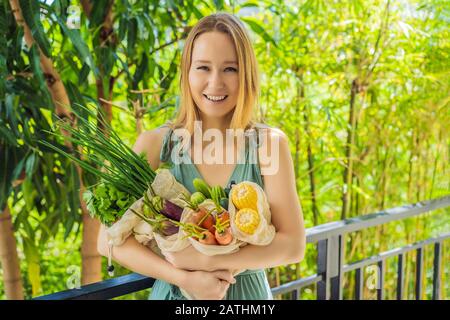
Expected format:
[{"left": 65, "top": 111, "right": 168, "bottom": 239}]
[
  {"left": 407, "top": 130, "right": 415, "bottom": 202},
  {"left": 0, "top": 206, "right": 24, "bottom": 300},
  {"left": 429, "top": 131, "right": 440, "bottom": 199},
  {"left": 303, "top": 105, "right": 319, "bottom": 225},
  {"left": 341, "top": 79, "right": 359, "bottom": 219},
  {"left": 133, "top": 99, "right": 143, "bottom": 135}
]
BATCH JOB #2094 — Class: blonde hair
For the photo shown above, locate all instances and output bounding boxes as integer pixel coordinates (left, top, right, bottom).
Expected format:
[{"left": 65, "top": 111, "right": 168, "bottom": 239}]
[{"left": 170, "top": 12, "right": 260, "bottom": 134}]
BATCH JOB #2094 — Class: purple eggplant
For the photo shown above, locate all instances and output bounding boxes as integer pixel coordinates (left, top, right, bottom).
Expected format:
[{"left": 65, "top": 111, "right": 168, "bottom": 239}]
[
  {"left": 152, "top": 196, "right": 183, "bottom": 221},
  {"left": 160, "top": 220, "right": 179, "bottom": 236},
  {"left": 162, "top": 199, "right": 183, "bottom": 221}
]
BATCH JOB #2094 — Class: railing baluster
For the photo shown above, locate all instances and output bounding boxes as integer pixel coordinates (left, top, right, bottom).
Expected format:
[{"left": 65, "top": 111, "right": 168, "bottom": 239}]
[
  {"left": 377, "top": 260, "right": 384, "bottom": 300},
  {"left": 416, "top": 247, "right": 423, "bottom": 300},
  {"left": 330, "top": 235, "right": 344, "bottom": 300},
  {"left": 355, "top": 268, "right": 363, "bottom": 300},
  {"left": 432, "top": 242, "right": 441, "bottom": 300},
  {"left": 317, "top": 235, "right": 343, "bottom": 300},
  {"left": 397, "top": 253, "right": 404, "bottom": 300},
  {"left": 317, "top": 239, "right": 329, "bottom": 300},
  {"left": 291, "top": 289, "right": 300, "bottom": 300}
]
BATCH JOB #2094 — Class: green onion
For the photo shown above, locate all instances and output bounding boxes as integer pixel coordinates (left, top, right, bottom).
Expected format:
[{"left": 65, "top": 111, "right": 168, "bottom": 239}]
[{"left": 39, "top": 103, "right": 156, "bottom": 198}]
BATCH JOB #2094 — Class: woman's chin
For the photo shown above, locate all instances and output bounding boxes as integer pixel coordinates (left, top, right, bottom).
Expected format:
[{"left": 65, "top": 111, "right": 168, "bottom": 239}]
[{"left": 197, "top": 105, "right": 236, "bottom": 119}]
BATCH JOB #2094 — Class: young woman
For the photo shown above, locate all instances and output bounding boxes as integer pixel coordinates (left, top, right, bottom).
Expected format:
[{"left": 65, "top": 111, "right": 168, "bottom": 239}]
[{"left": 97, "top": 12, "right": 305, "bottom": 300}]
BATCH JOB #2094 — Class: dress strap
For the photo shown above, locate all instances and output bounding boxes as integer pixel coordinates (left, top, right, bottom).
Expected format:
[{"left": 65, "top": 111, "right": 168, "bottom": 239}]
[
  {"left": 158, "top": 124, "right": 175, "bottom": 163},
  {"left": 242, "top": 123, "right": 268, "bottom": 174},
  {"left": 251, "top": 122, "right": 271, "bottom": 148}
]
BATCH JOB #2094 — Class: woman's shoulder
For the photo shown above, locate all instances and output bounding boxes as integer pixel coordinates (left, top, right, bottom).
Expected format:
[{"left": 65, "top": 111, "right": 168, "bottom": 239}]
[
  {"left": 132, "top": 123, "right": 172, "bottom": 170},
  {"left": 134, "top": 124, "right": 172, "bottom": 149},
  {"left": 253, "top": 123, "right": 290, "bottom": 177},
  {"left": 251, "top": 122, "right": 288, "bottom": 143}
]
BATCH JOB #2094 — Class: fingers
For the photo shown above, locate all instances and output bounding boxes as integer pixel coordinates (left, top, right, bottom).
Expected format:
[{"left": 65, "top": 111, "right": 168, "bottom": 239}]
[
  {"left": 212, "top": 270, "right": 236, "bottom": 284},
  {"left": 217, "top": 280, "right": 230, "bottom": 299},
  {"left": 221, "top": 280, "right": 231, "bottom": 290}
]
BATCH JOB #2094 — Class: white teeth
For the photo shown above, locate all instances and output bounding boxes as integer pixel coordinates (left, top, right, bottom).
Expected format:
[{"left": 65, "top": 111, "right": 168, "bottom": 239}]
[{"left": 205, "top": 95, "right": 226, "bottom": 101}]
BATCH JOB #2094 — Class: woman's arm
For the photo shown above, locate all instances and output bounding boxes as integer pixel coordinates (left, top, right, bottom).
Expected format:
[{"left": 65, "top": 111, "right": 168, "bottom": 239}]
[
  {"left": 97, "top": 224, "right": 186, "bottom": 286},
  {"left": 164, "top": 128, "right": 306, "bottom": 271}
]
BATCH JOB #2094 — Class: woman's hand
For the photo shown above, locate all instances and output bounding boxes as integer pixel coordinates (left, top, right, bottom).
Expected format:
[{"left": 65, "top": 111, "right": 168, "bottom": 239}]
[
  {"left": 181, "top": 270, "right": 236, "bottom": 300},
  {"left": 162, "top": 246, "right": 212, "bottom": 271}
]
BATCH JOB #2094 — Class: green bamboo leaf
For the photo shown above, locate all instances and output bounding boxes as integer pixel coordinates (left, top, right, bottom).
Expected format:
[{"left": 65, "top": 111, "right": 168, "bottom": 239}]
[
  {"left": 11, "top": 152, "right": 27, "bottom": 183},
  {"left": 160, "top": 51, "right": 179, "bottom": 100},
  {"left": 65, "top": 80, "right": 86, "bottom": 109},
  {"left": 239, "top": 1, "right": 259, "bottom": 9},
  {"left": 241, "top": 17, "right": 277, "bottom": 47},
  {"left": 190, "top": 5, "right": 203, "bottom": 19},
  {"left": 29, "top": 44, "right": 46, "bottom": 90},
  {"left": 19, "top": 0, "right": 51, "bottom": 57},
  {"left": 143, "top": 13, "right": 155, "bottom": 49},
  {"left": 21, "top": 233, "right": 42, "bottom": 296},
  {"left": 98, "top": 46, "right": 115, "bottom": 78},
  {"left": 127, "top": 18, "right": 138, "bottom": 57},
  {"left": 65, "top": 161, "right": 80, "bottom": 239},
  {"left": 213, "top": 0, "right": 224, "bottom": 10},
  {"left": 6, "top": 94, "right": 20, "bottom": 137},
  {"left": 0, "top": 6, "right": 8, "bottom": 47},
  {"left": 143, "top": 96, "right": 176, "bottom": 116},
  {"left": 90, "top": 0, "right": 110, "bottom": 26},
  {"left": 118, "top": 14, "right": 127, "bottom": 40},
  {"left": 22, "top": 177, "right": 37, "bottom": 211},
  {"left": 0, "top": 145, "right": 22, "bottom": 209},
  {"left": 0, "top": 55, "right": 6, "bottom": 97},
  {"left": 54, "top": 15, "right": 97, "bottom": 76},
  {"left": 133, "top": 53, "right": 148, "bottom": 88},
  {"left": 0, "top": 126, "right": 17, "bottom": 146},
  {"left": 78, "top": 63, "right": 90, "bottom": 85},
  {"left": 25, "top": 152, "right": 37, "bottom": 179}
]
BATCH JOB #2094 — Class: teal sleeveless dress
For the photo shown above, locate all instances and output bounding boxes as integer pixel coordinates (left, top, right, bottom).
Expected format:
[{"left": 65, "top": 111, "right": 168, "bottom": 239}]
[{"left": 149, "top": 124, "right": 273, "bottom": 300}]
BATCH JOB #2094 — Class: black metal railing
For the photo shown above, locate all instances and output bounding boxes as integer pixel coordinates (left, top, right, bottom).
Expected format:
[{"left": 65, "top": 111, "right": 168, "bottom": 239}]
[{"left": 34, "top": 196, "right": 450, "bottom": 300}]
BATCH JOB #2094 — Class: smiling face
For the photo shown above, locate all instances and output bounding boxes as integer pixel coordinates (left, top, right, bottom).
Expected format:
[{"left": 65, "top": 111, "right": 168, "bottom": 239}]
[{"left": 188, "top": 31, "right": 239, "bottom": 120}]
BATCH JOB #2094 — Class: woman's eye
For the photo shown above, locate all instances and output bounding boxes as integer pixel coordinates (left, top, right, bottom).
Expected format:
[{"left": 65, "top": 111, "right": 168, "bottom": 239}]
[
  {"left": 225, "top": 67, "right": 237, "bottom": 72},
  {"left": 197, "top": 66, "right": 209, "bottom": 71}
]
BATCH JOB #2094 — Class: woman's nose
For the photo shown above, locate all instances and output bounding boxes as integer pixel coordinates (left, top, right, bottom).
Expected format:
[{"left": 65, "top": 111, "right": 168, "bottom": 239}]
[{"left": 208, "top": 70, "right": 225, "bottom": 89}]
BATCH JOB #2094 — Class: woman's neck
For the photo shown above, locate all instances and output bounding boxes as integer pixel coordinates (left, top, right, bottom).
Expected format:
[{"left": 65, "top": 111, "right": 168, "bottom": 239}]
[{"left": 198, "top": 112, "right": 233, "bottom": 136}]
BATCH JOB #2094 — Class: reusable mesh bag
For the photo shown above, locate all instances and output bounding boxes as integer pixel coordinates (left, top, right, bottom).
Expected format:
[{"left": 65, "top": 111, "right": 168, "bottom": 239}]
[
  {"left": 132, "top": 220, "right": 154, "bottom": 245},
  {"left": 105, "top": 197, "right": 145, "bottom": 246},
  {"left": 228, "top": 181, "right": 276, "bottom": 245},
  {"left": 150, "top": 168, "right": 190, "bottom": 208}
]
